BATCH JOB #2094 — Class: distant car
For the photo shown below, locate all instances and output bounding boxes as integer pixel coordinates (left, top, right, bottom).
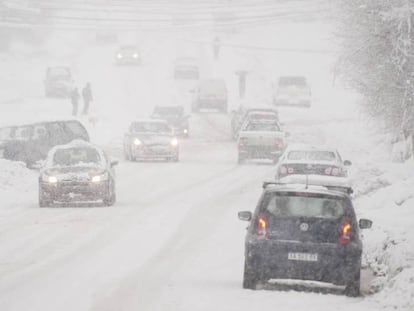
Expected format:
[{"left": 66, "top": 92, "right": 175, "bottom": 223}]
[
  {"left": 38, "top": 140, "right": 117, "bottom": 207},
  {"left": 231, "top": 106, "right": 279, "bottom": 140},
  {"left": 173, "top": 57, "right": 199, "bottom": 79},
  {"left": 275, "top": 145, "right": 352, "bottom": 180},
  {"left": 192, "top": 79, "right": 228, "bottom": 113},
  {"left": 0, "top": 120, "right": 89, "bottom": 167},
  {"left": 237, "top": 119, "right": 287, "bottom": 164},
  {"left": 238, "top": 181, "right": 373, "bottom": 296},
  {"left": 151, "top": 105, "right": 190, "bottom": 137},
  {"left": 273, "top": 76, "right": 311, "bottom": 107},
  {"left": 115, "top": 45, "right": 141, "bottom": 65},
  {"left": 44, "top": 67, "right": 74, "bottom": 98},
  {"left": 123, "top": 119, "right": 179, "bottom": 162}
]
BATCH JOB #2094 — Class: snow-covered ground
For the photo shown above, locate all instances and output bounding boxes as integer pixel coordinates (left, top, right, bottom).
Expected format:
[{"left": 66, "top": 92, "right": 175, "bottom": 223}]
[{"left": 0, "top": 2, "right": 413, "bottom": 311}]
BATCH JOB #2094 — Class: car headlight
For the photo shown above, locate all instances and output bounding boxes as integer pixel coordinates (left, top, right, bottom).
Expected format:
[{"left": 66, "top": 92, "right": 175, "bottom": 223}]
[
  {"left": 117, "top": 53, "right": 123, "bottom": 59},
  {"left": 91, "top": 172, "right": 109, "bottom": 183},
  {"left": 183, "top": 129, "right": 188, "bottom": 134},
  {"left": 42, "top": 175, "right": 58, "bottom": 183},
  {"left": 133, "top": 138, "right": 142, "bottom": 146},
  {"left": 133, "top": 53, "right": 139, "bottom": 58},
  {"left": 171, "top": 138, "right": 178, "bottom": 146}
]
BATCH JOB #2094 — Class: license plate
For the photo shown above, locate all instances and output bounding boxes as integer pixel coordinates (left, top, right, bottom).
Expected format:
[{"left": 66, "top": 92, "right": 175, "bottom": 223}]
[{"left": 288, "top": 252, "right": 318, "bottom": 262}]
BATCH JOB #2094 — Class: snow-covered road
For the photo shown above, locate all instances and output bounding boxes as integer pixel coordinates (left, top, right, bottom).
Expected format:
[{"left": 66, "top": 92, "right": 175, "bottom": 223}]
[{"left": 0, "top": 3, "right": 413, "bottom": 311}]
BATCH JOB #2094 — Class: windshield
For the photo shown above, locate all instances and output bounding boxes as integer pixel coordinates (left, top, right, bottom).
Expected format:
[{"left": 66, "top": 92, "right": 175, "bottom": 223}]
[
  {"left": 53, "top": 147, "right": 101, "bottom": 166},
  {"left": 278, "top": 76, "right": 307, "bottom": 87},
  {"left": 131, "top": 122, "right": 171, "bottom": 133},
  {"left": 287, "top": 150, "right": 336, "bottom": 161},
  {"left": 153, "top": 107, "right": 183, "bottom": 117},
  {"left": 264, "top": 193, "right": 345, "bottom": 219},
  {"left": 244, "top": 122, "right": 280, "bottom": 131}
]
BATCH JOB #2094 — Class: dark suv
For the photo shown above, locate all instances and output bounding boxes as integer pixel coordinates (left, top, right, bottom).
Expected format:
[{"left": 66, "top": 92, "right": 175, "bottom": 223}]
[
  {"left": 0, "top": 120, "right": 89, "bottom": 167},
  {"left": 238, "top": 182, "right": 372, "bottom": 296}
]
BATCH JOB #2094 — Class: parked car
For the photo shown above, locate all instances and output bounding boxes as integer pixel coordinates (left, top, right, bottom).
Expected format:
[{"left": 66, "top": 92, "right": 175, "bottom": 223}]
[
  {"left": 44, "top": 66, "right": 74, "bottom": 98},
  {"left": 0, "top": 120, "right": 89, "bottom": 167},
  {"left": 238, "top": 181, "right": 372, "bottom": 296},
  {"left": 173, "top": 57, "right": 199, "bottom": 79},
  {"left": 38, "top": 140, "right": 117, "bottom": 207},
  {"left": 231, "top": 106, "right": 279, "bottom": 140},
  {"left": 123, "top": 119, "right": 179, "bottom": 162},
  {"left": 272, "top": 76, "right": 311, "bottom": 107},
  {"left": 151, "top": 105, "right": 190, "bottom": 137},
  {"left": 275, "top": 144, "right": 352, "bottom": 180},
  {"left": 115, "top": 45, "right": 141, "bottom": 65},
  {"left": 191, "top": 79, "right": 227, "bottom": 113},
  {"left": 237, "top": 119, "right": 287, "bottom": 164}
]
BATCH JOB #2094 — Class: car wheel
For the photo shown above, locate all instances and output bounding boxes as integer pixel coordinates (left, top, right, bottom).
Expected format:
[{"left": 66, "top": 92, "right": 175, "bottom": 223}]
[
  {"left": 238, "top": 155, "right": 246, "bottom": 165},
  {"left": 344, "top": 270, "right": 361, "bottom": 297},
  {"left": 103, "top": 182, "right": 116, "bottom": 206},
  {"left": 243, "top": 260, "right": 259, "bottom": 290},
  {"left": 38, "top": 186, "right": 52, "bottom": 208},
  {"left": 124, "top": 147, "right": 131, "bottom": 161}
]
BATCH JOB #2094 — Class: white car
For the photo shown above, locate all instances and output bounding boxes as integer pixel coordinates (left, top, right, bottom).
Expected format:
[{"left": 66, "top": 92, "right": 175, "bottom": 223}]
[
  {"left": 237, "top": 119, "right": 288, "bottom": 164},
  {"left": 273, "top": 76, "right": 311, "bottom": 107},
  {"left": 115, "top": 45, "right": 141, "bottom": 65},
  {"left": 275, "top": 144, "right": 352, "bottom": 180}
]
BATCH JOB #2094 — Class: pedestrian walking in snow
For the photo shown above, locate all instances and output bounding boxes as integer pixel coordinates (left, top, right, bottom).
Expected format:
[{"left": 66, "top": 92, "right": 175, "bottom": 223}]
[
  {"left": 213, "top": 36, "right": 221, "bottom": 60},
  {"left": 82, "top": 82, "right": 93, "bottom": 115},
  {"left": 70, "top": 87, "right": 80, "bottom": 116}
]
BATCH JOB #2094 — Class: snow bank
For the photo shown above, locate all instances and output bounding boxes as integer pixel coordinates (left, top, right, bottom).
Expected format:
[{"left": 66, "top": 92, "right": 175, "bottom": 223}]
[{"left": 0, "top": 159, "right": 37, "bottom": 200}]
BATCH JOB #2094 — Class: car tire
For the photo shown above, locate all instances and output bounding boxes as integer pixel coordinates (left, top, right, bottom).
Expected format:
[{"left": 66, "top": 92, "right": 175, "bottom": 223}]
[
  {"left": 103, "top": 181, "right": 116, "bottom": 207},
  {"left": 38, "top": 186, "right": 52, "bottom": 208},
  {"left": 242, "top": 260, "right": 259, "bottom": 290},
  {"left": 344, "top": 270, "right": 361, "bottom": 297},
  {"left": 238, "top": 155, "right": 246, "bottom": 165}
]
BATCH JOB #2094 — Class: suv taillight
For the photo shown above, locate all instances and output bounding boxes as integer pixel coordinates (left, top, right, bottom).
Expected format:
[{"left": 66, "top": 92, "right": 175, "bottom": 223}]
[
  {"left": 279, "top": 165, "right": 294, "bottom": 176},
  {"left": 239, "top": 137, "right": 248, "bottom": 148},
  {"left": 257, "top": 213, "right": 268, "bottom": 239},
  {"left": 325, "top": 166, "right": 342, "bottom": 176},
  {"left": 275, "top": 138, "right": 284, "bottom": 149},
  {"left": 339, "top": 219, "right": 352, "bottom": 245}
]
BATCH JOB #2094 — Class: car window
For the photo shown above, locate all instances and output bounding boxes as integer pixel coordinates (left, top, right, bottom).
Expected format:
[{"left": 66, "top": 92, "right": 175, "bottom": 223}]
[
  {"left": 278, "top": 77, "right": 307, "bottom": 87},
  {"left": 287, "top": 150, "right": 336, "bottom": 161},
  {"left": 48, "top": 67, "right": 71, "bottom": 78},
  {"left": 154, "top": 107, "right": 183, "bottom": 117},
  {"left": 65, "top": 121, "right": 89, "bottom": 141},
  {"left": 264, "top": 193, "right": 345, "bottom": 219},
  {"left": 53, "top": 147, "right": 101, "bottom": 166},
  {"left": 0, "top": 127, "right": 13, "bottom": 140},
  {"left": 244, "top": 122, "right": 280, "bottom": 131},
  {"left": 32, "top": 125, "right": 48, "bottom": 140},
  {"left": 14, "top": 126, "right": 33, "bottom": 140},
  {"left": 131, "top": 122, "right": 171, "bottom": 133}
]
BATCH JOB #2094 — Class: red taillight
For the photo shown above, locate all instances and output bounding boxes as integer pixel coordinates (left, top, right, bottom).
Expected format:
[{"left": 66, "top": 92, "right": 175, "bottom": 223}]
[
  {"left": 325, "top": 166, "right": 341, "bottom": 176},
  {"left": 279, "top": 166, "right": 294, "bottom": 176},
  {"left": 257, "top": 213, "right": 268, "bottom": 239},
  {"left": 239, "top": 137, "right": 248, "bottom": 148},
  {"left": 287, "top": 167, "right": 294, "bottom": 174},
  {"left": 275, "top": 138, "right": 284, "bottom": 149},
  {"left": 339, "top": 219, "right": 352, "bottom": 245}
]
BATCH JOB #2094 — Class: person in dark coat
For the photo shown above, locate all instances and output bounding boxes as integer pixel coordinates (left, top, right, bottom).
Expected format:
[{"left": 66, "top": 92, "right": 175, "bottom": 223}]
[
  {"left": 213, "top": 36, "right": 221, "bottom": 60},
  {"left": 70, "top": 87, "right": 80, "bottom": 116},
  {"left": 82, "top": 82, "right": 93, "bottom": 115}
]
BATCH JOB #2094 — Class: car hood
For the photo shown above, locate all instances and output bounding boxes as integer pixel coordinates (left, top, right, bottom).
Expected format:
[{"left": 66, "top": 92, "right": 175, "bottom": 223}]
[{"left": 43, "top": 165, "right": 106, "bottom": 181}]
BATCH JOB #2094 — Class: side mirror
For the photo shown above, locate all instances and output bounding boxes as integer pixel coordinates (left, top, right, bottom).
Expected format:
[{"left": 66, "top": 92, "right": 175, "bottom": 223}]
[
  {"left": 344, "top": 160, "right": 352, "bottom": 166},
  {"left": 359, "top": 219, "right": 372, "bottom": 229},
  {"left": 110, "top": 160, "right": 119, "bottom": 167},
  {"left": 238, "top": 211, "right": 252, "bottom": 221}
]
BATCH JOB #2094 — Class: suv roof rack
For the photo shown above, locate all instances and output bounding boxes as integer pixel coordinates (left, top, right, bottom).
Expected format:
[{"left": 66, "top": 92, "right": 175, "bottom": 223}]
[{"left": 262, "top": 181, "right": 354, "bottom": 195}]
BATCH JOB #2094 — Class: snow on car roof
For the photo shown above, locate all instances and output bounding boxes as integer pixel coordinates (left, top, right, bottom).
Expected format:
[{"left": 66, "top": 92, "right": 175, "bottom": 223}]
[
  {"left": 133, "top": 118, "right": 169, "bottom": 124},
  {"left": 284, "top": 143, "right": 338, "bottom": 153}
]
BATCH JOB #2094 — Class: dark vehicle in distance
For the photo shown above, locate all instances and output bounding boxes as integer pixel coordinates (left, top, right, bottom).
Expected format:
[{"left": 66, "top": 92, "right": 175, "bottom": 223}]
[
  {"left": 151, "top": 105, "right": 190, "bottom": 137},
  {"left": 275, "top": 145, "right": 352, "bottom": 180},
  {"left": 192, "top": 79, "right": 227, "bottom": 113},
  {"left": 173, "top": 57, "right": 199, "bottom": 79},
  {"left": 44, "top": 67, "right": 74, "bottom": 98},
  {"left": 115, "top": 45, "right": 141, "bottom": 65},
  {"left": 39, "top": 140, "right": 117, "bottom": 207},
  {"left": 238, "top": 182, "right": 372, "bottom": 296},
  {"left": 273, "top": 76, "right": 311, "bottom": 107},
  {"left": 0, "top": 120, "right": 89, "bottom": 167},
  {"left": 123, "top": 119, "right": 179, "bottom": 162}
]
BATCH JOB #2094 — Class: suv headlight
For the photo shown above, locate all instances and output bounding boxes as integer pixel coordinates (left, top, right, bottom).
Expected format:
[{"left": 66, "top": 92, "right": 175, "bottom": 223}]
[
  {"left": 171, "top": 138, "right": 178, "bottom": 146},
  {"left": 91, "top": 172, "right": 109, "bottom": 183},
  {"left": 117, "top": 53, "right": 123, "bottom": 59},
  {"left": 133, "top": 53, "right": 139, "bottom": 58},
  {"left": 41, "top": 174, "right": 58, "bottom": 183},
  {"left": 133, "top": 138, "right": 142, "bottom": 146}
]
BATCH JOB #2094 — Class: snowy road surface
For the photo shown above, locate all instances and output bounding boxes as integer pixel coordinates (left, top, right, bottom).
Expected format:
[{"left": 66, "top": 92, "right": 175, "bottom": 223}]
[{"left": 0, "top": 2, "right": 413, "bottom": 311}]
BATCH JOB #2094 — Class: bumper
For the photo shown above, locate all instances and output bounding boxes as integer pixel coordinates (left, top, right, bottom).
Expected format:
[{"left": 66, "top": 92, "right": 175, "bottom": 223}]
[
  {"left": 195, "top": 99, "right": 227, "bottom": 109},
  {"left": 274, "top": 97, "right": 311, "bottom": 107},
  {"left": 239, "top": 146, "right": 283, "bottom": 160},
  {"left": 131, "top": 145, "right": 179, "bottom": 159},
  {"left": 45, "top": 85, "right": 71, "bottom": 97},
  {"left": 246, "top": 240, "right": 361, "bottom": 285},
  {"left": 116, "top": 58, "right": 141, "bottom": 65},
  {"left": 40, "top": 180, "right": 109, "bottom": 202}
]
